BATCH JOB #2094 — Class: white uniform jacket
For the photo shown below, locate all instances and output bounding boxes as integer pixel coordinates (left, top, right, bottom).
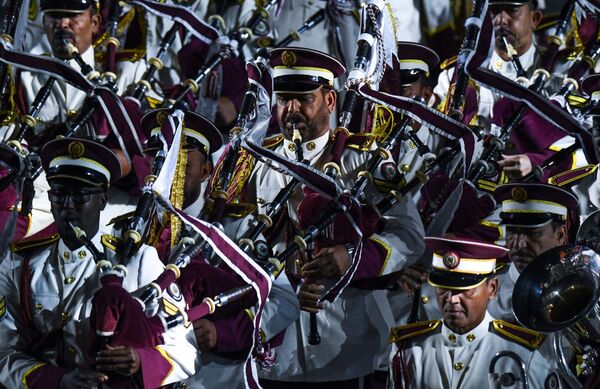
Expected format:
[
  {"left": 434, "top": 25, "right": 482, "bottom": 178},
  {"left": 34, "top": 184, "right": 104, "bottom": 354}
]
[
  {"left": 389, "top": 312, "right": 562, "bottom": 389},
  {"left": 0, "top": 230, "right": 198, "bottom": 388},
  {"left": 249, "top": 131, "right": 425, "bottom": 382}
]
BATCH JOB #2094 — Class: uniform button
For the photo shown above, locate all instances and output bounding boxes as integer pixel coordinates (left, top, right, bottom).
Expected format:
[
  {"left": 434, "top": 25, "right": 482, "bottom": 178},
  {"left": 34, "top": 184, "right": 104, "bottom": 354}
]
[
  {"left": 78, "top": 250, "right": 86, "bottom": 259},
  {"left": 61, "top": 312, "right": 71, "bottom": 322},
  {"left": 306, "top": 141, "right": 316, "bottom": 151},
  {"left": 288, "top": 143, "right": 296, "bottom": 151},
  {"left": 35, "top": 303, "right": 42, "bottom": 311},
  {"left": 67, "top": 109, "right": 78, "bottom": 117},
  {"left": 181, "top": 384, "right": 188, "bottom": 389},
  {"left": 63, "top": 251, "right": 70, "bottom": 260},
  {"left": 448, "top": 334, "right": 456, "bottom": 343},
  {"left": 421, "top": 296, "right": 429, "bottom": 304},
  {"left": 466, "top": 334, "right": 476, "bottom": 342},
  {"left": 65, "top": 276, "right": 75, "bottom": 285},
  {"left": 409, "top": 141, "right": 417, "bottom": 149},
  {"left": 400, "top": 164, "right": 410, "bottom": 172},
  {"left": 68, "top": 347, "right": 76, "bottom": 354},
  {"left": 257, "top": 198, "right": 265, "bottom": 205},
  {"left": 495, "top": 60, "right": 503, "bottom": 70},
  {"left": 454, "top": 362, "right": 464, "bottom": 371}
]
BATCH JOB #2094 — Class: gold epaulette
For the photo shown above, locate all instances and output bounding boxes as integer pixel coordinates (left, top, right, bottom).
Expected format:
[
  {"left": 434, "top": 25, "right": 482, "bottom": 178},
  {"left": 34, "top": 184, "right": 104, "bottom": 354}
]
[
  {"left": 262, "top": 134, "right": 285, "bottom": 149},
  {"left": 107, "top": 211, "right": 135, "bottom": 226},
  {"left": 10, "top": 233, "right": 59, "bottom": 254},
  {"left": 224, "top": 202, "right": 256, "bottom": 218},
  {"left": 440, "top": 55, "right": 458, "bottom": 70},
  {"left": 388, "top": 320, "right": 441, "bottom": 344},
  {"left": 490, "top": 320, "right": 546, "bottom": 350},
  {"left": 548, "top": 164, "right": 598, "bottom": 187},
  {"left": 345, "top": 133, "right": 377, "bottom": 152},
  {"left": 101, "top": 234, "right": 122, "bottom": 252}
]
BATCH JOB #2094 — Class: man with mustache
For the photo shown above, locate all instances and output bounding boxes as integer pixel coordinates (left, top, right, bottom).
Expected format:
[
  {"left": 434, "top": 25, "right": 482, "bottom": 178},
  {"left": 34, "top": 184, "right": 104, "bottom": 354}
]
[
  {"left": 389, "top": 236, "right": 561, "bottom": 388},
  {"left": 486, "top": 182, "right": 577, "bottom": 321},
  {"left": 435, "top": 0, "right": 542, "bottom": 130},
  {"left": 433, "top": 0, "right": 553, "bottom": 181},
  {"left": 0, "top": 138, "right": 198, "bottom": 388},
  {"left": 15, "top": 0, "right": 147, "bottom": 142},
  {"left": 244, "top": 47, "right": 425, "bottom": 387}
]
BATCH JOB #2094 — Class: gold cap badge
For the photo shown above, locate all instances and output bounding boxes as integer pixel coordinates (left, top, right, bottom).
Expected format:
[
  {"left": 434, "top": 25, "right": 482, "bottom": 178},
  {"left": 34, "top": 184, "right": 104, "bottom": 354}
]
[
  {"left": 511, "top": 187, "right": 528, "bottom": 202},
  {"left": 443, "top": 252, "right": 460, "bottom": 269},
  {"left": 281, "top": 50, "right": 297, "bottom": 67},
  {"left": 68, "top": 141, "right": 85, "bottom": 158}
]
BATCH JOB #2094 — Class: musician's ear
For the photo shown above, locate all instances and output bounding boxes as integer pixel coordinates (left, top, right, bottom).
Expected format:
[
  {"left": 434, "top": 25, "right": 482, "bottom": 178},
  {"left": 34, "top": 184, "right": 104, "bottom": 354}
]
[
  {"left": 556, "top": 223, "right": 568, "bottom": 246},
  {"left": 486, "top": 277, "right": 499, "bottom": 300},
  {"left": 90, "top": 10, "right": 101, "bottom": 35},
  {"left": 199, "top": 158, "right": 211, "bottom": 182},
  {"left": 99, "top": 191, "right": 108, "bottom": 211},
  {"left": 530, "top": 9, "right": 542, "bottom": 29},
  {"left": 324, "top": 88, "right": 336, "bottom": 114}
]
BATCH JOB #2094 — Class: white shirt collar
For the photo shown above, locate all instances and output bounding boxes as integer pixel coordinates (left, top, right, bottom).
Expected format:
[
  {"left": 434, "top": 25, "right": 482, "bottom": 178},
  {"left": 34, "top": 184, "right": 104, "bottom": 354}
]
[
  {"left": 282, "top": 130, "right": 330, "bottom": 162},
  {"left": 508, "top": 262, "right": 520, "bottom": 283},
  {"left": 183, "top": 181, "right": 208, "bottom": 218},
  {"left": 489, "top": 44, "right": 536, "bottom": 80},
  {"left": 58, "top": 230, "right": 102, "bottom": 264},
  {"left": 442, "top": 311, "right": 494, "bottom": 347}
]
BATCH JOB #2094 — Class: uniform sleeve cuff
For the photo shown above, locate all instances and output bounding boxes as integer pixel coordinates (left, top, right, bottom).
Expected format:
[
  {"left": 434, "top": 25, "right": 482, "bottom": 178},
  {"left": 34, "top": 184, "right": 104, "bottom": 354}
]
[{"left": 22, "top": 364, "right": 65, "bottom": 389}]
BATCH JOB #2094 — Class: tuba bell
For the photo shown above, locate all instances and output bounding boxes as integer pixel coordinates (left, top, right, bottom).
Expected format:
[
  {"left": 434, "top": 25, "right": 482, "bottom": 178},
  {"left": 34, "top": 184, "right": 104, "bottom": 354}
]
[{"left": 512, "top": 214, "right": 600, "bottom": 389}]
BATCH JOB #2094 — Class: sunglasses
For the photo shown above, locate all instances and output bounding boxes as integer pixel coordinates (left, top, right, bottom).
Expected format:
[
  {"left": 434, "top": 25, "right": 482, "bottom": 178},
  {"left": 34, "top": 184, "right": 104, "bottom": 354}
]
[{"left": 48, "top": 189, "right": 103, "bottom": 205}]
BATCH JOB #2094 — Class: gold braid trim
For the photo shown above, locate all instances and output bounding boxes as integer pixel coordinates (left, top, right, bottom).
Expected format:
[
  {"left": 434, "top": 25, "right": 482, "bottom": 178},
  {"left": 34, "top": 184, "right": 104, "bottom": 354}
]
[
  {"left": 385, "top": 3, "right": 399, "bottom": 43},
  {"left": 371, "top": 104, "right": 395, "bottom": 142},
  {"left": 210, "top": 148, "right": 257, "bottom": 203},
  {"left": 1, "top": 65, "right": 18, "bottom": 126},
  {"left": 169, "top": 143, "right": 188, "bottom": 248}
]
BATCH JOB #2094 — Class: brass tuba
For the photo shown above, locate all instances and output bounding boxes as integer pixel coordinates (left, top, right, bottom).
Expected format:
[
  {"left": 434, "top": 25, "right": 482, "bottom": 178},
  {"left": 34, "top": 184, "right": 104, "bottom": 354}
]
[{"left": 512, "top": 212, "right": 600, "bottom": 388}]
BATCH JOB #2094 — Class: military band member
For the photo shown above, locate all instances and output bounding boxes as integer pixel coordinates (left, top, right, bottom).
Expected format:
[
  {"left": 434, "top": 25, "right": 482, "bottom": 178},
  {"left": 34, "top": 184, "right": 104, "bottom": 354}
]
[
  {"left": 244, "top": 47, "right": 424, "bottom": 387},
  {"left": 17, "top": 0, "right": 147, "bottom": 141},
  {"left": 435, "top": 0, "right": 543, "bottom": 131},
  {"left": 0, "top": 138, "right": 197, "bottom": 388},
  {"left": 376, "top": 42, "right": 439, "bottom": 186},
  {"left": 487, "top": 183, "right": 577, "bottom": 321},
  {"left": 389, "top": 236, "right": 562, "bottom": 388},
  {"left": 138, "top": 109, "right": 299, "bottom": 389}
]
